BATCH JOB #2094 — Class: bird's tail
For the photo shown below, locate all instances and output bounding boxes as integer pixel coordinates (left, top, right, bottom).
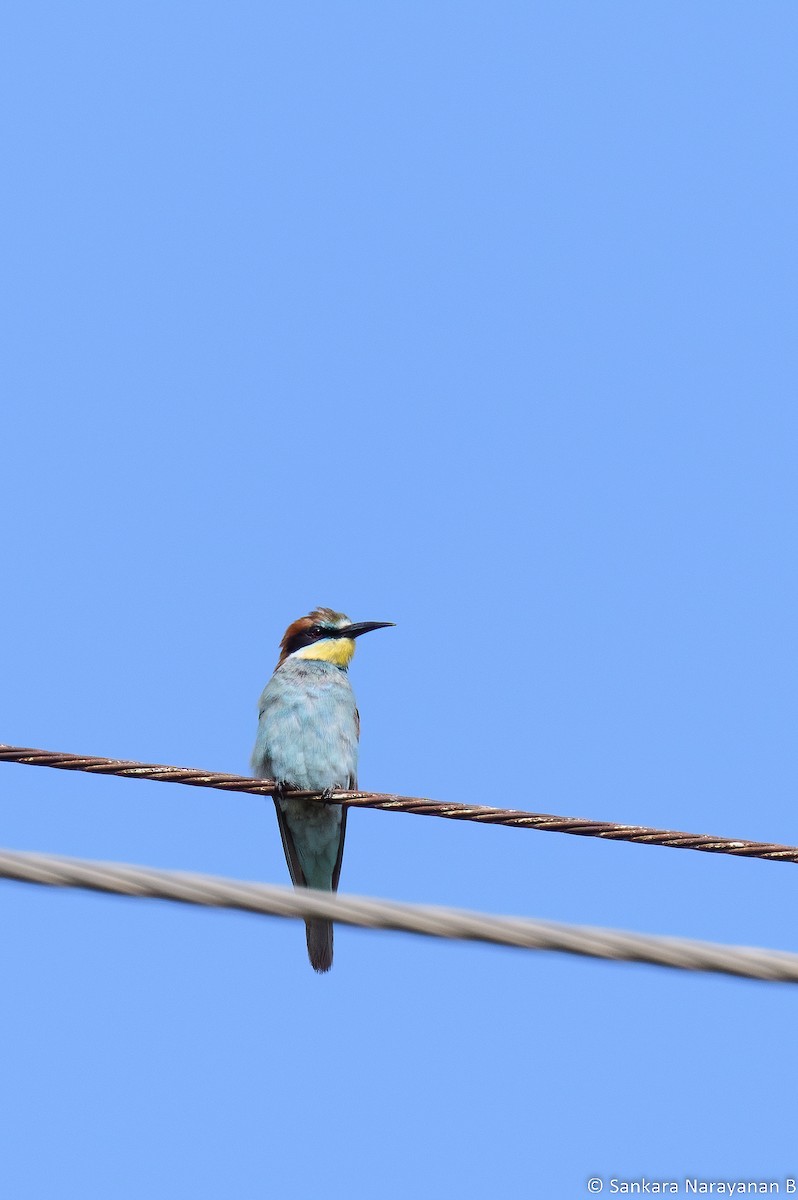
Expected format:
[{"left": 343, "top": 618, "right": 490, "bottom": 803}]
[{"left": 305, "top": 919, "right": 334, "bottom": 973}]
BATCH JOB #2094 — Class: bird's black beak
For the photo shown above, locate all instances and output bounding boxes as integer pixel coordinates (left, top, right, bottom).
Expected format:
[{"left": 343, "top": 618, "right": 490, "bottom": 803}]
[{"left": 334, "top": 621, "right": 395, "bottom": 639}]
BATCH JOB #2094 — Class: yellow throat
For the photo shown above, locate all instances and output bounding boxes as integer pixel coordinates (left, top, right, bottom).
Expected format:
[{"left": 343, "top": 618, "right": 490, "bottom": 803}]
[{"left": 294, "top": 637, "right": 356, "bottom": 667}]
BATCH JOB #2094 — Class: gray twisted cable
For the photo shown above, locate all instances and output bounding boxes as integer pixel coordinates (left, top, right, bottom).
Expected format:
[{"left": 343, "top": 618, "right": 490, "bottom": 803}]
[
  {"left": 1, "top": 742, "right": 797, "bottom": 865},
  {"left": 1, "top": 846, "right": 797, "bottom": 982}
]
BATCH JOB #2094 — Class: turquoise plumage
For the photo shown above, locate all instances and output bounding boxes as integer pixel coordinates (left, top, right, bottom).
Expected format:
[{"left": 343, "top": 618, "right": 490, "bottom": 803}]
[{"left": 251, "top": 608, "right": 393, "bottom": 972}]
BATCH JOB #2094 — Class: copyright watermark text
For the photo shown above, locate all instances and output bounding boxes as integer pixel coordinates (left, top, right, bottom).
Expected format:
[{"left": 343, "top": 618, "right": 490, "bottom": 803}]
[{"left": 585, "top": 1181, "right": 796, "bottom": 1195}]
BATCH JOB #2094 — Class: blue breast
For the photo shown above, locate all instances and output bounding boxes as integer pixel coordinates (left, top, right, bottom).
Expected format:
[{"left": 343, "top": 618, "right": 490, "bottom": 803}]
[{"left": 251, "top": 658, "right": 359, "bottom": 791}]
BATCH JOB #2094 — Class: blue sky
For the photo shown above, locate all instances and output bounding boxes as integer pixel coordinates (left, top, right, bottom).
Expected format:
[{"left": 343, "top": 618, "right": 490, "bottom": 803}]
[{"left": 2, "top": 3, "right": 797, "bottom": 1196}]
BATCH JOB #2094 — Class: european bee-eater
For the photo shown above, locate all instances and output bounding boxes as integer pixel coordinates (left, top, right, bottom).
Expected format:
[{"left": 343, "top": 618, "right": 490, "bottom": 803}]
[{"left": 251, "top": 607, "right": 394, "bottom": 972}]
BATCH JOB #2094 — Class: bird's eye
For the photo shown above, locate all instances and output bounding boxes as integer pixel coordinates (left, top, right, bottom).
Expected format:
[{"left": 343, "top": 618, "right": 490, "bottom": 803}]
[{"left": 310, "top": 625, "right": 324, "bottom": 637}]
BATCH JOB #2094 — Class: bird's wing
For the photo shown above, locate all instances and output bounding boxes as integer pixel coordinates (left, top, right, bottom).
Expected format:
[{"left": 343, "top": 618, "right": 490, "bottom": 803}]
[
  {"left": 331, "top": 804, "right": 349, "bottom": 893},
  {"left": 330, "top": 773, "right": 356, "bottom": 891},
  {"left": 274, "top": 804, "right": 308, "bottom": 889}
]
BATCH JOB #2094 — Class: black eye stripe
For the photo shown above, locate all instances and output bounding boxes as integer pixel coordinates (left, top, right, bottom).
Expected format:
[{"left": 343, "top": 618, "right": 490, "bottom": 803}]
[{"left": 284, "top": 625, "right": 334, "bottom": 656}]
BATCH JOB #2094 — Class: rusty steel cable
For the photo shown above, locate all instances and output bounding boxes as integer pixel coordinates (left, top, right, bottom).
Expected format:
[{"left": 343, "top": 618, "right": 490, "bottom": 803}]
[
  {"left": 1, "top": 741, "right": 797, "bottom": 865},
  {"left": 1, "top": 845, "right": 797, "bottom": 982}
]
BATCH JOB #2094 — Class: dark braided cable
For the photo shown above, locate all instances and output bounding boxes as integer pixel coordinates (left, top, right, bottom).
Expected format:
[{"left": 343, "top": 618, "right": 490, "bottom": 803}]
[{"left": 1, "top": 743, "right": 797, "bottom": 864}]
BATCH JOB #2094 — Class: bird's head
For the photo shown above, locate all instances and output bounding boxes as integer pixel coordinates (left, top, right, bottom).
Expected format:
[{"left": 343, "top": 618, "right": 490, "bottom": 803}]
[{"left": 276, "top": 607, "right": 394, "bottom": 669}]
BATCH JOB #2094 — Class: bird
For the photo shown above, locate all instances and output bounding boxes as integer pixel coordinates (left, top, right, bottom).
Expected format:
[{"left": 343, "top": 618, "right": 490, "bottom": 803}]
[{"left": 251, "top": 607, "right": 394, "bottom": 972}]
